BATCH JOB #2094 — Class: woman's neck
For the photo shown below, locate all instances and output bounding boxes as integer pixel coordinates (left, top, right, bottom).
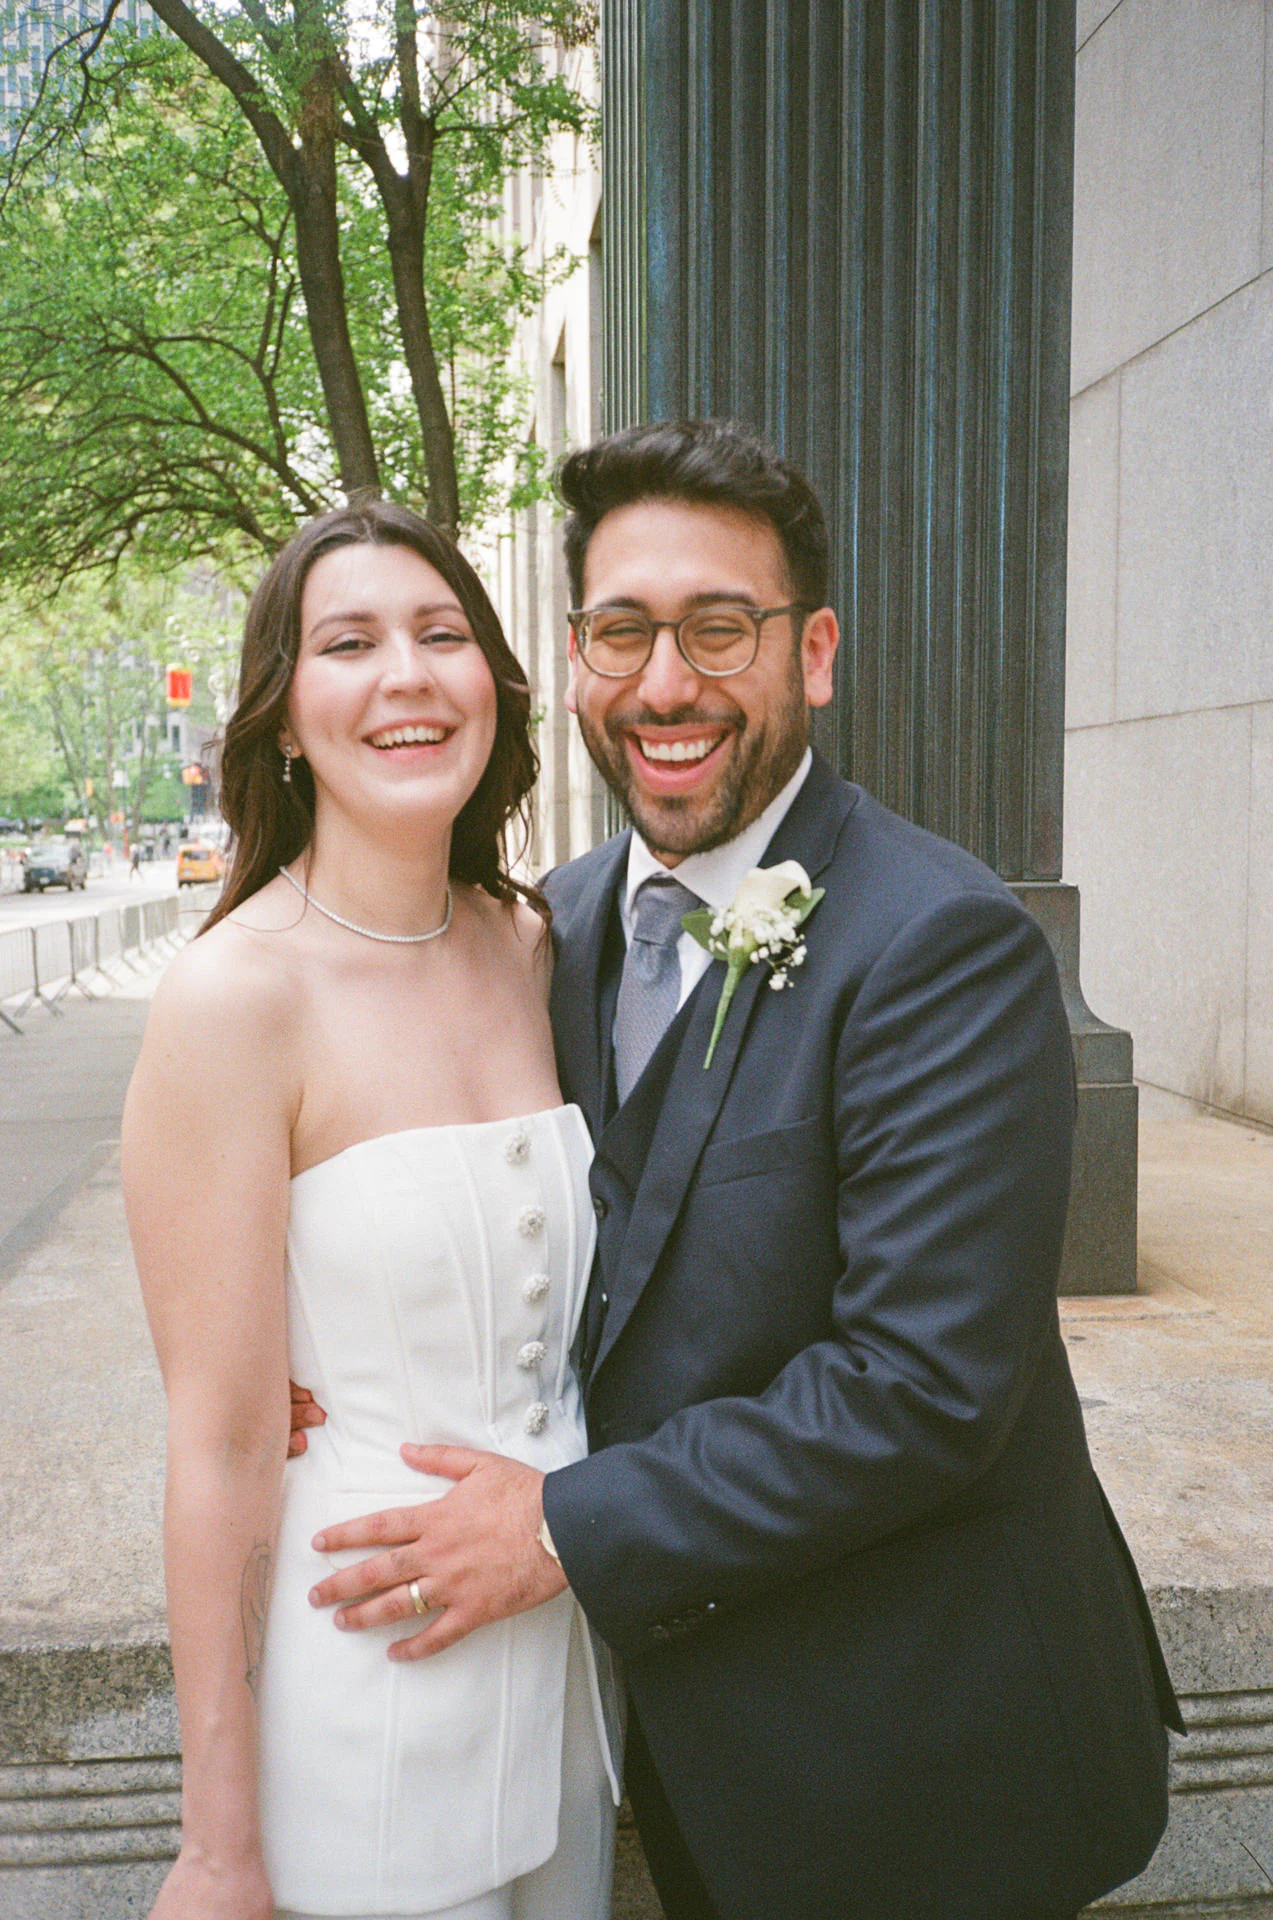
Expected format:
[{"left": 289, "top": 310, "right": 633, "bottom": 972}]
[{"left": 296, "top": 804, "right": 454, "bottom": 939}]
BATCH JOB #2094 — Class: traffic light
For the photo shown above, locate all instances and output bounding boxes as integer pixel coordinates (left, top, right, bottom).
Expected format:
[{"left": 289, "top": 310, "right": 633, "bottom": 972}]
[{"left": 166, "top": 666, "right": 193, "bottom": 707}]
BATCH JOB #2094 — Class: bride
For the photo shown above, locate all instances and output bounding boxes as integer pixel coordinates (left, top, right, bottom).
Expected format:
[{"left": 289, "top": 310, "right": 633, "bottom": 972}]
[{"left": 122, "top": 502, "right": 620, "bottom": 1920}]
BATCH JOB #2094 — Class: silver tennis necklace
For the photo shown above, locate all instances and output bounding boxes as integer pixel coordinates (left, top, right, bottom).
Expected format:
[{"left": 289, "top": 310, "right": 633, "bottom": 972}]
[{"left": 278, "top": 864, "right": 452, "bottom": 945}]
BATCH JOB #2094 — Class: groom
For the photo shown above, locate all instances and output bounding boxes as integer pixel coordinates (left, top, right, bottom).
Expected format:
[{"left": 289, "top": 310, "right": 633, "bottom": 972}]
[{"left": 305, "top": 422, "right": 1181, "bottom": 1920}]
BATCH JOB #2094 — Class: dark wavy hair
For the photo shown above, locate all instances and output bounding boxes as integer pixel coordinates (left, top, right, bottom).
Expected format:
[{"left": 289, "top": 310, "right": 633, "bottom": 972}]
[
  {"left": 204, "top": 501, "right": 543, "bottom": 934},
  {"left": 558, "top": 419, "right": 830, "bottom": 610}
]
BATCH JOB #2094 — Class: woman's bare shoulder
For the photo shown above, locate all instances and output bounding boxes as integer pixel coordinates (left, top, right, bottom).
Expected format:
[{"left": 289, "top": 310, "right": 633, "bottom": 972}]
[{"left": 143, "top": 908, "right": 305, "bottom": 1066}]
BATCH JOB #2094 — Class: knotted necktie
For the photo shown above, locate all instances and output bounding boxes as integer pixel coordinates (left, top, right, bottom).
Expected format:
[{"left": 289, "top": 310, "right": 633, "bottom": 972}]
[{"left": 613, "top": 875, "right": 702, "bottom": 1103}]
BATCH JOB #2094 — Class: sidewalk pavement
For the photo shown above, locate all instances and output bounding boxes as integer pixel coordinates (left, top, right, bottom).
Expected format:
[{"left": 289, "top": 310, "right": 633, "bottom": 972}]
[
  {"left": 1, "top": 990, "right": 1271, "bottom": 1913},
  {"left": 0, "top": 978, "right": 156, "bottom": 1269}
]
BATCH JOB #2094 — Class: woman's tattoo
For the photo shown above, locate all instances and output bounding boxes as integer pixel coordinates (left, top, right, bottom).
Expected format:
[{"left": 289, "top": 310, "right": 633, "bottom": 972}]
[{"left": 240, "top": 1538, "right": 273, "bottom": 1698}]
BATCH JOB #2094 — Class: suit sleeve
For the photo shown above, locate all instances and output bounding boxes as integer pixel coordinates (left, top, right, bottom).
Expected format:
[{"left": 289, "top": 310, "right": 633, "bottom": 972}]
[{"left": 542, "top": 891, "right": 1077, "bottom": 1658}]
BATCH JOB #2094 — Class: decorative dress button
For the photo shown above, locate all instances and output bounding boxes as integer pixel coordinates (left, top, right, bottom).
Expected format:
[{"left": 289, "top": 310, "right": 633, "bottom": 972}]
[
  {"left": 522, "top": 1273, "right": 550, "bottom": 1304},
  {"left": 504, "top": 1127, "right": 530, "bottom": 1166},
  {"left": 524, "top": 1402, "right": 549, "bottom": 1434},
  {"left": 517, "top": 1206, "right": 545, "bottom": 1238},
  {"left": 517, "top": 1340, "right": 547, "bottom": 1371}
]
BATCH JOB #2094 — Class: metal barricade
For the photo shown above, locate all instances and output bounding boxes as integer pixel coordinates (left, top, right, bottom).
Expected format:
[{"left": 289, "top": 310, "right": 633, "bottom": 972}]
[
  {"left": 176, "top": 880, "right": 221, "bottom": 926},
  {"left": 104, "top": 905, "right": 146, "bottom": 977},
  {"left": 32, "top": 921, "right": 71, "bottom": 1012},
  {"left": 0, "top": 928, "right": 33, "bottom": 1031},
  {"left": 67, "top": 916, "right": 99, "bottom": 998},
  {"left": 1, "top": 890, "right": 197, "bottom": 1033},
  {"left": 96, "top": 908, "right": 124, "bottom": 974},
  {"left": 141, "top": 898, "right": 179, "bottom": 949}
]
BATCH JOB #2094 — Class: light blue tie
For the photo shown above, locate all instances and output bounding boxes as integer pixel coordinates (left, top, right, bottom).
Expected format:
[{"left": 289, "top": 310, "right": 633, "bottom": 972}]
[{"left": 614, "top": 875, "right": 701, "bottom": 1103}]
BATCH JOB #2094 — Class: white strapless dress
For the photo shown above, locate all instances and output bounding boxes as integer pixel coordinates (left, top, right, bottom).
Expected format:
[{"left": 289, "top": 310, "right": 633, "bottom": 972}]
[{"left": 256, "top": 1105, "right": 621, "bottom": 1919}]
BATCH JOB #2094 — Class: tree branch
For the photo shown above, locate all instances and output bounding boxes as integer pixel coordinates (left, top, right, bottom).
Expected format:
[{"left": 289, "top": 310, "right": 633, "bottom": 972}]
[
  {"left": 141, "top": 0, "right": 299, "bottom": 191},
  {"left": 0, "top": 0, "right": 126, "bottom": 209}
]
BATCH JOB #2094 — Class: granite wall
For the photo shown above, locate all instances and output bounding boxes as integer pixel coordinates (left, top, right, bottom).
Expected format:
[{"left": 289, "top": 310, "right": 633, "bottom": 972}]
[{"left": 1065, "top": 0, "right": 1273, "bottom": 1126}]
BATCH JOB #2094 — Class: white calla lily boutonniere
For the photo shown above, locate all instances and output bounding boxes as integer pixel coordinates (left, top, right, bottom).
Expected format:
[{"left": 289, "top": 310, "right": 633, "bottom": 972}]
[{"left": 682, "top": 860, "right": 825, "bottom": 1068}]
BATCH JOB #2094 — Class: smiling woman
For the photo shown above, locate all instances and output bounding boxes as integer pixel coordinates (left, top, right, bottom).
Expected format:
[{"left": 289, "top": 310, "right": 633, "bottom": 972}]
[
  {"left": 121, "top": 503, "right": 620, "bottom": 1920},
  {"left": 205, "top": 501, "right": 542, "bottom": 935},
  {"left": 275, "top": 541, "right": 500, "bottom": 936}
]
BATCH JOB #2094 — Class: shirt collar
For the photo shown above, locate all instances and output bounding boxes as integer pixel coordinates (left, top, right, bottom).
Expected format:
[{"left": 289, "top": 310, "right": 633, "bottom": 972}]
[{"left": 623, "top": 747, "right": 814, "bottom": 924}]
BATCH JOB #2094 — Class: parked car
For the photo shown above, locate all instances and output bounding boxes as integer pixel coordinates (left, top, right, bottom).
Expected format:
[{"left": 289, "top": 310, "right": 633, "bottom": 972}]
[
  {"left": 176, "top": 843, "right": 225, "bottom": 886},
  {"left": 22, "top": 839, "right": 89, "bottom": 891}
]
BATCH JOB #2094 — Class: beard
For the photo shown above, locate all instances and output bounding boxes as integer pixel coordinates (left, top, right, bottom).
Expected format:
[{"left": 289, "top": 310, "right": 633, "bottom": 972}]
[{"left": 575, "top": 643, "right": 809, "bottom": 859}]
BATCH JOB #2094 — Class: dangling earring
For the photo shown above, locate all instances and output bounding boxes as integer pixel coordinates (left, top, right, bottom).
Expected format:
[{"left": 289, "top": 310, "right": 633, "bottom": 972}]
[{"left": 282, "top": 745, "right": 294, "bottom": 784}]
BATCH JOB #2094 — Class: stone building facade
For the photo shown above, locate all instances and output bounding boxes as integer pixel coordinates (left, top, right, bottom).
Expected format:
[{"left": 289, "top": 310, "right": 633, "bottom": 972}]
[
  {"left": 486, "top": 42, "right": 609, "bottom": 876},
  {"left": 1065, "top": 0, "right": 1273, "bottom": 1127}
]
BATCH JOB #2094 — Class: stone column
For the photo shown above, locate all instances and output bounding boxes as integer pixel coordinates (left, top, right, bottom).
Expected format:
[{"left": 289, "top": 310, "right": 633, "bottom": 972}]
[{"left": 600, "top": 0, "right": 1135, "bottom": 1292}]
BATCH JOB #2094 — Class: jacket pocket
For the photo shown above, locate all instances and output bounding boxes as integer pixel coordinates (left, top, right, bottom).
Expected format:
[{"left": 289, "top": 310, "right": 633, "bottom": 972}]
[{"left": 696, "top": 1114, "right": 828, "bottom": 1189}]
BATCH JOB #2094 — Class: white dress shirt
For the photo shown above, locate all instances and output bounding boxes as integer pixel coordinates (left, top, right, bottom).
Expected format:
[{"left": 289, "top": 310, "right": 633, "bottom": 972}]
[{"left": 619, "top": 747, "right": 813, "bottom": 1010}]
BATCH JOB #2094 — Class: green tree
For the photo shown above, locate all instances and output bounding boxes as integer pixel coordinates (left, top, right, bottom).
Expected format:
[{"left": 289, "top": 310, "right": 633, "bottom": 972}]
[
  {"left": 1, "top": 571, "right": 240, "bottom": 839},
  {"left": 0, "top": 635, "right": 68, "bottom": 819},
  {"left": 5, "top": 1, "right": 594, "bottom": 560},
  {"left": 0, "top": 45, "right": 329, "bottom": 584}
]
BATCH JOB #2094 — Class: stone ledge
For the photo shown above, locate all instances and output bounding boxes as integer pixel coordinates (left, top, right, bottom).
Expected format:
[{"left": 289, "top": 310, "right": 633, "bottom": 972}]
[
  {"left": 3, "top": 1606, "right": 1270, "bottom": 1920},
  {"left": 1172, "top": 1692, "right": 1273, "bottom": 1795},
  {"left": 1102, "top": 1905, "right": 1273, "bottom": 1919}
]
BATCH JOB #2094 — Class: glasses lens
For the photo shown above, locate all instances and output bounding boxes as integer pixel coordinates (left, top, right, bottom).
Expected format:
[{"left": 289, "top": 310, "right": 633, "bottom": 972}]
[
  {"left": 582, "top": 611, "right": 653, "bottom": 675},
  {"left": 680, "top": 607, "right": 758, "bottom": 673}
]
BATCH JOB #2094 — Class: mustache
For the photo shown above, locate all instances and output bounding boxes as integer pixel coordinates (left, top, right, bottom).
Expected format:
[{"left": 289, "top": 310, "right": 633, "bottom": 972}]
[{"left": 603, "top": 706, "right": 744, "bottom": 733}]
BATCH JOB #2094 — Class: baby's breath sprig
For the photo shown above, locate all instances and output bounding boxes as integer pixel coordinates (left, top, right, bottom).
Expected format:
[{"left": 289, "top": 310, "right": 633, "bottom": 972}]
[{"left": 683, "top": 861, "right": 824, "bottom": 1068}]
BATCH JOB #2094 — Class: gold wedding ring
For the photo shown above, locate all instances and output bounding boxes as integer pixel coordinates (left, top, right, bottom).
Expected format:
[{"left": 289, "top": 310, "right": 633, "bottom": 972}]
[{"left": 407, "top": 1578, "right": 428, "bottom": 1617}]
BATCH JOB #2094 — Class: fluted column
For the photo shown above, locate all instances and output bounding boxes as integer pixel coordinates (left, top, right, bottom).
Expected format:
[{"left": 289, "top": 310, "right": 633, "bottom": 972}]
[{"left": 601, "top": 0, "right": 1136, "bottom": 1293}]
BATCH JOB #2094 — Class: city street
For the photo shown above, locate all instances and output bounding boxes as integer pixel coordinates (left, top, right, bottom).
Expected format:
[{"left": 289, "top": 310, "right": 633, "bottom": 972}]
[{"left": 0, "top": 858, "right": 182, "bottom": 928}]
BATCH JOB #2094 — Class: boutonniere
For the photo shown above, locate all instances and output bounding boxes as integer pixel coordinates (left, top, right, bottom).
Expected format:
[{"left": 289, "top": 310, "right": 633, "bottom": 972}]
[{"left": 682, "top": 860, "right": 825, "bottom": 1068}]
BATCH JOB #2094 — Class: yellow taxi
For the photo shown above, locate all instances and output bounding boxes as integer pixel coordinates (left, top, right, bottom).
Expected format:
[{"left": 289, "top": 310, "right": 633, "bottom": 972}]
[{"left": 177, "top": 842, "right": 225, "bottom": 887}]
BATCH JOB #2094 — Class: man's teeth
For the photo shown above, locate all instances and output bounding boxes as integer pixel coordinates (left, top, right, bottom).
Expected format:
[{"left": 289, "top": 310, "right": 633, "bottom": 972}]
[
  {"left": 639, "top": 736, "right": 718, "bottom": 764},
  {"left": 370, "top": 725, "right": 447, "bottom": 748}
]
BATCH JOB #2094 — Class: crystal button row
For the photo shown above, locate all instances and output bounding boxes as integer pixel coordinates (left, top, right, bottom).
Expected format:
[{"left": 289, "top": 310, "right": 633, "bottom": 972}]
[{"left": 508, "top": 1127, "right": 552, "bottom": 1433}]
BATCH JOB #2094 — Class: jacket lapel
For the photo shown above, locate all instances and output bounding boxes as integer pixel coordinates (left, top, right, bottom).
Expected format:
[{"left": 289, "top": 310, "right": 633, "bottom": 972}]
[
  {"left": 589, "top": 753, "right": 860, "bottom": 1379},
  {"left": 549, "top": 832, "right": 629, "bottom": 1141}
]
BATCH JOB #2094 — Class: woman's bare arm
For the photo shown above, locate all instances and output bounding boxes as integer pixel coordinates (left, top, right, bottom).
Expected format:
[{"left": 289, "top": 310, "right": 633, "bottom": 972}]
[{"left": 122, "top": 932, "right": 298, "bottom": 1920}]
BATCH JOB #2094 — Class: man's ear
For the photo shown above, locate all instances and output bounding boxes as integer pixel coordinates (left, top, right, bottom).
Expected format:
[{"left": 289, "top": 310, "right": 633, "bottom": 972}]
[
  {"left": 564, "top": 627, "right": 580, "bottom": 715},
  {"left": 801, "top": 608, "right": 839, "bottom": 710}
]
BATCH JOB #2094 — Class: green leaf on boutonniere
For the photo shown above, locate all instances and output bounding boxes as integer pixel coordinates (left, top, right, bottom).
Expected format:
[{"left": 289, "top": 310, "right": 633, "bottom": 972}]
[{"left": 681, "top": 907, "right": 716, "bottom": 948}]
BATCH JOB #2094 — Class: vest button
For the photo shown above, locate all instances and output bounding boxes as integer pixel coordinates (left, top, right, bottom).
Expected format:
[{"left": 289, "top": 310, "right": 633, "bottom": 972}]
[{"left": 593, "top": 1195, "right": 608, "bottom": 1220}]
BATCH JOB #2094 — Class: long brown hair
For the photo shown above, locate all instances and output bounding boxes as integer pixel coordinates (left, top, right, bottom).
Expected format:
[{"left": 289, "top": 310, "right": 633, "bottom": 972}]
[{"left": 204, "top": 502, "right": 543, "bottom": 932}]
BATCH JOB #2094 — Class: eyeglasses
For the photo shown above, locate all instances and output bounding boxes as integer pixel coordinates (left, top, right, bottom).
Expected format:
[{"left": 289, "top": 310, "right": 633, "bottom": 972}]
[{"left": 569, "top": 603, "right": 806, "bottom": 679}]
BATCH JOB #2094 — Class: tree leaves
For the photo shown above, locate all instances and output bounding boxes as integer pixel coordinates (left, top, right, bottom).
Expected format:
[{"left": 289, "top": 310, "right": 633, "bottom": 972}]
[
  {"left": 0, "top": 6, "right": 596, "bottom": 587},
  {"left": 0, "top": 38, "right": 330, "bottom": 585}
]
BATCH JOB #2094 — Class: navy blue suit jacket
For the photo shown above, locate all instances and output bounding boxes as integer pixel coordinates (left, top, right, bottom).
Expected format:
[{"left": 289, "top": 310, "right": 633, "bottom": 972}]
[{"left": 542, "top": 752, "right": 1177, "bottom": 1920}]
